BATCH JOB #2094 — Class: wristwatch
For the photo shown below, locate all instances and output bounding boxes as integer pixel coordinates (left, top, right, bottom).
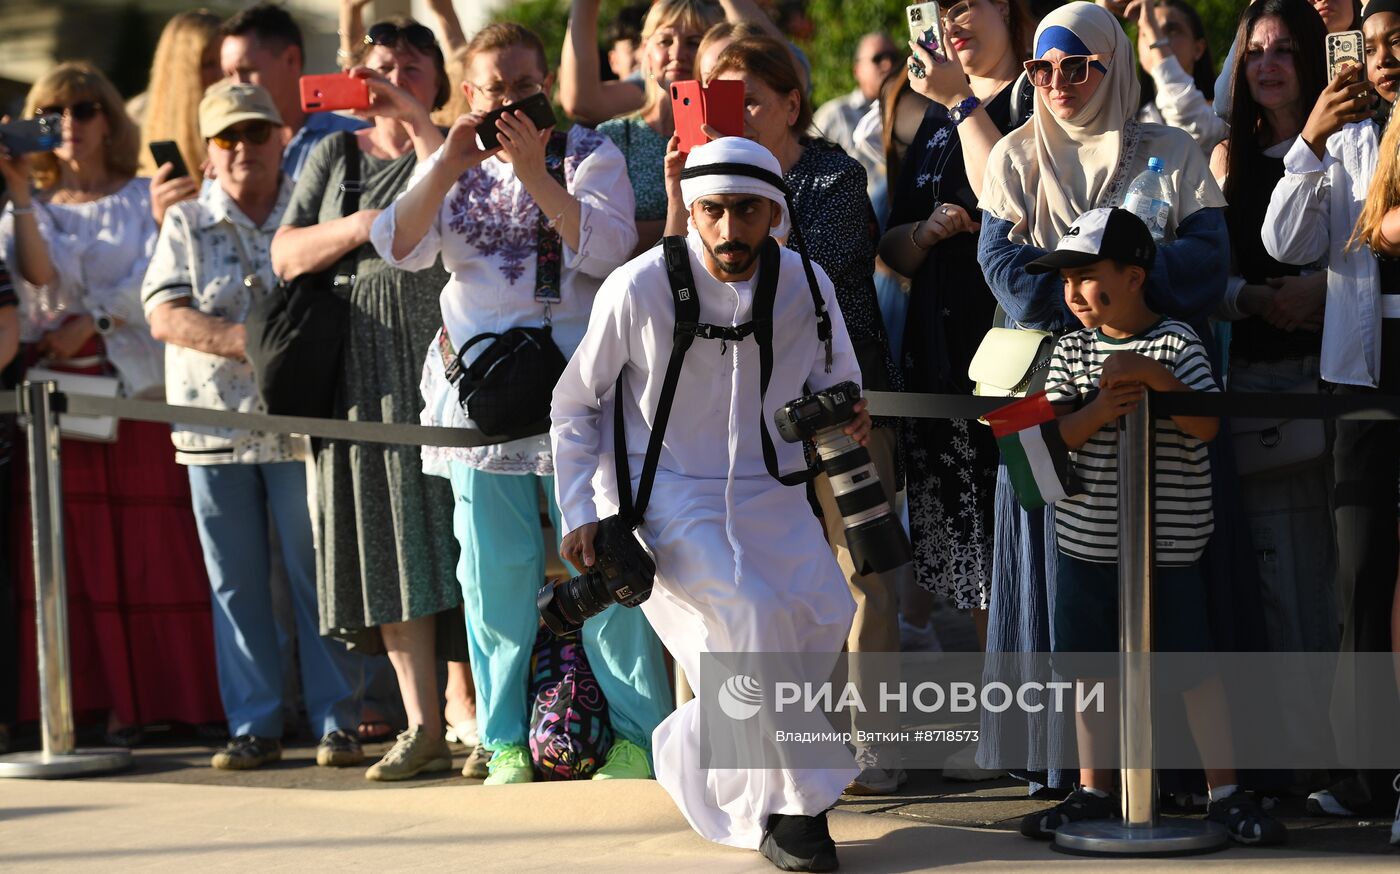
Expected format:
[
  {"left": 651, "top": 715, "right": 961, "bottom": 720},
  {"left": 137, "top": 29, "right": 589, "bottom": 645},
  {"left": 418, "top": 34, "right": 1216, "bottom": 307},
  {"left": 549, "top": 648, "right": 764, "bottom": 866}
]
[
  {"left": 949, "top": 95, "right": 981, "bottom": 125},
  {"left": 94, "top": 311, "right": 115, "bottom": 335}
]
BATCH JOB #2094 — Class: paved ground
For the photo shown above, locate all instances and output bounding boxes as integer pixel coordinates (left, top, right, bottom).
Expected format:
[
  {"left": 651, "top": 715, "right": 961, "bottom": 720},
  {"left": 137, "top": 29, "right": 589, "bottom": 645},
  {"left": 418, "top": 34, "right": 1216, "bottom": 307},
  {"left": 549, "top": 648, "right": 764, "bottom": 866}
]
[{"left": 1, "top": 738, "right": 1395, "bottom": 872}]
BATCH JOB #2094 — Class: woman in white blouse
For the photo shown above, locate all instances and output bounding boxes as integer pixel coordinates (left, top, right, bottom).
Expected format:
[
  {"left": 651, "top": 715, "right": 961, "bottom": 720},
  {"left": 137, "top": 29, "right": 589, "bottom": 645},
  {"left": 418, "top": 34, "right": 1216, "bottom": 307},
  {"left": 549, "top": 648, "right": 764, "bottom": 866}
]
[
  {"left": 373, "top": 23, "right": 671, "bottom": 784},
  {"left": 0, "top": 62, "right": 222, "bottom": 745}
]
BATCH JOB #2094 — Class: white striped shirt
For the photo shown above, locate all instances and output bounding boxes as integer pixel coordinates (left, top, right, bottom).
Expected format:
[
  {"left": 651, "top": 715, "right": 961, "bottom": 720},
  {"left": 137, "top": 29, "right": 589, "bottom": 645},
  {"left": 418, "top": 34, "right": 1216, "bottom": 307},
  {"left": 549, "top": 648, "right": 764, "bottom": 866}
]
[{"left": 1047, "top": 318, "right": 1218, "bottom": 565}]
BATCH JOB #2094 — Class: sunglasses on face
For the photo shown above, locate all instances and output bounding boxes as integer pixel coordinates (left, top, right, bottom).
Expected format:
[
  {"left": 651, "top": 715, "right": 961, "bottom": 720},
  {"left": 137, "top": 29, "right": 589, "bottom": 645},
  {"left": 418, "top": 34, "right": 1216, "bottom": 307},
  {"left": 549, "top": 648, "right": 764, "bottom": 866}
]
[
  {"left": 209, "top": 122, "right": 275, "bottom": 150},
  {"left": 35, "top": 100, "right": 102, "bottom": 122},
  {"left": 365, "top": 22, "right": 439, "bottom": 53},
  {"left": 941, "top": 0, "right": 977, "bottom": 26},
  {"left": 864, "top": 50, "right": 900, "bottom": 66},
  {"left": 1023, "top": 53, "right": 1110, "bottom": 88}
]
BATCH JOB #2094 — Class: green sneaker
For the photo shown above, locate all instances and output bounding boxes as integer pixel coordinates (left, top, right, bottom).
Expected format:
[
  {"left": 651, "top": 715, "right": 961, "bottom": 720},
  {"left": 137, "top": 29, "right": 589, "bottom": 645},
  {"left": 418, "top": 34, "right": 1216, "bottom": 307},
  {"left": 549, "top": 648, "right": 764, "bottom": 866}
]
[
  {"left": 592, "top": 739, "right": 652, "bottom": 780},
  {"left": 483, "top": 744, "right": 534, "bottom": 785}
]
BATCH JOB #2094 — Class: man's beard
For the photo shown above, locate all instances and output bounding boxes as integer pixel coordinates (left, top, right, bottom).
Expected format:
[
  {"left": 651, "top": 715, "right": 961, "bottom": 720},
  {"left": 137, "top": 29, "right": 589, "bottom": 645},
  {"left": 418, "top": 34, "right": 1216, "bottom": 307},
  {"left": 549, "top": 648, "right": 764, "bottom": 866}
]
[{"left": 702, "top": 238, "right": 758, "bottom": 275}]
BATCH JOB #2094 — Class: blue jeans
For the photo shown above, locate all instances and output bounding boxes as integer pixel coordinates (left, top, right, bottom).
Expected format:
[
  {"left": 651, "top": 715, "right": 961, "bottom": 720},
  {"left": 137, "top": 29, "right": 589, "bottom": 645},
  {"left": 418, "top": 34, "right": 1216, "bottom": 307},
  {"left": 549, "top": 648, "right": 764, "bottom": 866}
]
[
  {"left": 448, "top": 463, "right": 672, "bottom": 754},
  {"left": 187, "top": 461, "right": 362, "bottom": 738}
]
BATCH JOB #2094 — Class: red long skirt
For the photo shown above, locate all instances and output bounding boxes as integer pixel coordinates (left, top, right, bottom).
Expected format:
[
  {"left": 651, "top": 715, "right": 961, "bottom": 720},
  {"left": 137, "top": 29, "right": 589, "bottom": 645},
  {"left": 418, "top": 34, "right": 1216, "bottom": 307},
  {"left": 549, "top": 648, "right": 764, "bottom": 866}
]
[{"left": 12, "top": 418, "right": 224, "bottom": 727}]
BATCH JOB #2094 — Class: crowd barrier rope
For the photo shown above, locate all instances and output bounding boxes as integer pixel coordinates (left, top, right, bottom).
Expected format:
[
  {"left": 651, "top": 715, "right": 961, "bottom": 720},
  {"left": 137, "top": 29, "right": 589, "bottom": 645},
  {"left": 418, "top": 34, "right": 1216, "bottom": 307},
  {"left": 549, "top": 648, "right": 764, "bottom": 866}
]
[{"left": 2, "top": 380, "right": 1392, "bottom": 854}]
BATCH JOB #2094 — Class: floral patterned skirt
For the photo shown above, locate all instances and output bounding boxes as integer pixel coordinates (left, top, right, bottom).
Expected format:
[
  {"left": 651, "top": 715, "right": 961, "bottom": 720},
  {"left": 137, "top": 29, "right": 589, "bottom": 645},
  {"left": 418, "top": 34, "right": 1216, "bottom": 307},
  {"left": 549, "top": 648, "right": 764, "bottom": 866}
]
[{"left": 902, "top": 415, "right": 997, "bottom": 610}]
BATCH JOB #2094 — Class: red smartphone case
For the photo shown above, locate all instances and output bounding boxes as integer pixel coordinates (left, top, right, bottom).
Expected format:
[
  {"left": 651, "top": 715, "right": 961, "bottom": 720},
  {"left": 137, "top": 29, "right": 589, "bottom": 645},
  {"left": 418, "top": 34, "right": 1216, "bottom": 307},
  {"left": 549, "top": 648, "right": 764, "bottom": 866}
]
[
  {"left": 670, "top": 80, "right": 745, "bottom": 154},
  {"left": 300, "top": 74, "right": 370, "bottom": 114}
]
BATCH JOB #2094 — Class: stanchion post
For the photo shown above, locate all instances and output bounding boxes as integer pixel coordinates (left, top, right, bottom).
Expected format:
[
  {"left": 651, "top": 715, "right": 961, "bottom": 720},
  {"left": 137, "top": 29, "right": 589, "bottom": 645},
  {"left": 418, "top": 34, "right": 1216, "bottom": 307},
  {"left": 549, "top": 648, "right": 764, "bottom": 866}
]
[
  {"left": 1054, "top": 392, "right": 1225, "bottom": 854},
  {"left": 0, "top": 381, "right": 129, "bottom": 778}
]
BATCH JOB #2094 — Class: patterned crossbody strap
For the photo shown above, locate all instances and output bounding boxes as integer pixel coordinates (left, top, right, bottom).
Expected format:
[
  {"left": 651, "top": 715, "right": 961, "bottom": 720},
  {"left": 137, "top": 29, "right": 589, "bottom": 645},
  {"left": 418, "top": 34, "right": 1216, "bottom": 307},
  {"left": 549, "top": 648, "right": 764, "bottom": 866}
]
[{"left": 534, "top": 131, "right": 570, "bottom": 309}]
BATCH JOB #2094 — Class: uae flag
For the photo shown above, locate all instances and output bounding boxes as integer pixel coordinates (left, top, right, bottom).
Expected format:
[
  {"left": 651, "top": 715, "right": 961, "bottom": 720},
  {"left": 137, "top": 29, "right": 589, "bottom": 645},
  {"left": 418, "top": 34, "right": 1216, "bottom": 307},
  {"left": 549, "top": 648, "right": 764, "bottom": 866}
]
[{"left": 985, "top": 391, "right": 1080, "bottom": 510}]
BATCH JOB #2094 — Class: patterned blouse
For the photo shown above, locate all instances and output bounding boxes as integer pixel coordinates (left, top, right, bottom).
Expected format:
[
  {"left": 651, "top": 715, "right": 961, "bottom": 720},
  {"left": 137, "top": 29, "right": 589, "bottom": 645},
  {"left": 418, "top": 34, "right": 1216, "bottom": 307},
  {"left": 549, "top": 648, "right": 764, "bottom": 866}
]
[
  {"left": 373, "top": 125, "right": 638, "bottom": 476},
  {"left": 785, "top": 138, "right": 901, "bottom": 397},
  {"left": 598, "top": 116, "right": 669, "bottom": 223}
]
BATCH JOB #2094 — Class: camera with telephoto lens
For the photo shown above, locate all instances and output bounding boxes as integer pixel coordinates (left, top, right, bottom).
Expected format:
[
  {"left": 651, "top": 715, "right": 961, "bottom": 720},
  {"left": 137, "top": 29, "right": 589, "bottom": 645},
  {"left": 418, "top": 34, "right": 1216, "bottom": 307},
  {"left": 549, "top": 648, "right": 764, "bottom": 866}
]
[
  {"left": 775, "top": 381, "right": 911, "bottom": 574},
  {"left": 537, "top": 515, "right": 656, "bottom": 636}
]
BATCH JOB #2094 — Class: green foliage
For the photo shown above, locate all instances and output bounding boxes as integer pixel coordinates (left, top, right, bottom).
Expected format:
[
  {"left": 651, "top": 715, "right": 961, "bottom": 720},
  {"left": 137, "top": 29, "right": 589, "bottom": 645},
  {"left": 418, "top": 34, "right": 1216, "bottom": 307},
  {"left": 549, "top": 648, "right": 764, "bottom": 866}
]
[{"left": 493, "top": 0, "right": 1252, "bottom": 112}]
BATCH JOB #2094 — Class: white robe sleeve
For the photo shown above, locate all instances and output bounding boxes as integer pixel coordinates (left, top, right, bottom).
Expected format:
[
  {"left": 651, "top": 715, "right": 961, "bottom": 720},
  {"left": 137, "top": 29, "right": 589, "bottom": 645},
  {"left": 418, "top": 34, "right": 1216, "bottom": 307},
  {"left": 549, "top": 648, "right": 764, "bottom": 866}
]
[
  {"left": 566, "top": 135, "right": 638, "bottom": 279},
  {"left": 369, "top": 145, "right": 446, "bottom": 272},
  {"left": 1263, "top": 132, "right": 1335, "bottom": 267},
  {"left": 803, "top": 259, "right": 862, "bottom": 392},
  {"left": 551, "top": 269, "right": 636, "bottom": 536},
  {"left": 1149, "top": 56, "right": 1227, "bottom": 153}
]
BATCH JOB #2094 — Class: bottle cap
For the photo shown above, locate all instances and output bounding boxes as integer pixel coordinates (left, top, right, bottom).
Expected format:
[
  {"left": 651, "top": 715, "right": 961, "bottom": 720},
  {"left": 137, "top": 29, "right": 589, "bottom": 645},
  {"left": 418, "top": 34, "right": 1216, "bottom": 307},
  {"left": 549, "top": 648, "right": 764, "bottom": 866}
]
[{"left": 1147, "top": 156, "right": 1165, "bottom": 172}]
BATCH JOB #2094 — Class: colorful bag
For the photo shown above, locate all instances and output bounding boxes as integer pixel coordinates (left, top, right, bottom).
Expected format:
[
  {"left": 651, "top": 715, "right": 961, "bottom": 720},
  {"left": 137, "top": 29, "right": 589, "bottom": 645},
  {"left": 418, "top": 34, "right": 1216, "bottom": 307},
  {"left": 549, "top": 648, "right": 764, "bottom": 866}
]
[{"left": 528, "top": 625, "right": 613, "bottom": 780}]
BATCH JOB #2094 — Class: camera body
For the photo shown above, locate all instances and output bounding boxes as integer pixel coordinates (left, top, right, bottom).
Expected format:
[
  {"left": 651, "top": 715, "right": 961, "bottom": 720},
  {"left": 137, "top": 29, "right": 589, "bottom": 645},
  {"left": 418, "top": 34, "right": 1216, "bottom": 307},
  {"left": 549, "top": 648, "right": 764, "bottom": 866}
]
[
  {"left": 776, "top": 381, "right": 912, "bottom": 575},
  {"left": 538, "top": 515, "right": 655, "bottom": 636}
]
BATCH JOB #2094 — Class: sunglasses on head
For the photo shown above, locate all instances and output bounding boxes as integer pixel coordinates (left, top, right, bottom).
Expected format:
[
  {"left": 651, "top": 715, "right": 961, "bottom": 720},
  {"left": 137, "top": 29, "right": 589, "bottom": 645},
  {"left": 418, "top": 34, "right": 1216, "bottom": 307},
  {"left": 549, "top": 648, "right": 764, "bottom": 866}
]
[
  {"left": 35, "top": 100, "right": 102, "bottom": 122},
  {"left": 1023, "top": 53, "right": 1110, "bottom": 88},
  {"left": 364, "top": 22, "right": 438, "bottom": 53},
  {"left": 210, "top": 121, "right": 275, "bottom": 150}
]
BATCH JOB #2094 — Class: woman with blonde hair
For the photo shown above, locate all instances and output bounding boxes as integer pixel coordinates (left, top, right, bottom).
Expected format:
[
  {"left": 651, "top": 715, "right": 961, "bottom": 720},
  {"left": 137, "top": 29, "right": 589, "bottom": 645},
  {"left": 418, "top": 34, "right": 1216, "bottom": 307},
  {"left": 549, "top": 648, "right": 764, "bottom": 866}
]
[
  {"left": 0, "top": 61, "right": 223, "bottom": 745},
  {"left": 562, "top": 0, "right": 723, "bottom": 254},
  {"left": 136, "top": 10, "right": 223, "bottom": 178}
]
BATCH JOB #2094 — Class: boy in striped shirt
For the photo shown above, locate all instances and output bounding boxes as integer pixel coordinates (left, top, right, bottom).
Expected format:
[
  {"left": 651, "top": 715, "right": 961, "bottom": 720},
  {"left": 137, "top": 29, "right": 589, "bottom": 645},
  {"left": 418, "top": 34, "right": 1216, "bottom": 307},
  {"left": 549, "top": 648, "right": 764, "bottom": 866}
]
[{"left": 1015, "top": 208, "right": 1284, "bottom": 846}]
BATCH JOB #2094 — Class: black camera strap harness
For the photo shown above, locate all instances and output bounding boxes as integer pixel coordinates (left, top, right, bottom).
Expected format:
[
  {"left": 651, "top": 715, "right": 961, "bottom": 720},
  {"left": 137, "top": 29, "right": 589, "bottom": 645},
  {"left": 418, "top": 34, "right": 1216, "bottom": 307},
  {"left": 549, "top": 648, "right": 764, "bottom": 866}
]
[{"left": 615, "top": 226, "right": 832, "bottom": 531}]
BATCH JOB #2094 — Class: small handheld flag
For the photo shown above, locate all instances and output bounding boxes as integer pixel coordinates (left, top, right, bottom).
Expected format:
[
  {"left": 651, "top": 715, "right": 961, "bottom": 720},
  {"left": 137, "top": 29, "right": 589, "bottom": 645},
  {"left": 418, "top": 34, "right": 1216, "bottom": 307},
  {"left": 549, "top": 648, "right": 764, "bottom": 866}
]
[{"left": 985, "top": 391, "right": 1082, "bottom": 509}]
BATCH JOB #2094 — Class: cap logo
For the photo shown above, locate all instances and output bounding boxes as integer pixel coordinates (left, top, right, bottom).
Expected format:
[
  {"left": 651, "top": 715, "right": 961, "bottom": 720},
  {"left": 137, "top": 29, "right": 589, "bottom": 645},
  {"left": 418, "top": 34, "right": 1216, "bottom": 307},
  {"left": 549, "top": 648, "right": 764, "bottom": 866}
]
[{"left": 1065, "top": 226, "right": 1082, "bottom": 237}]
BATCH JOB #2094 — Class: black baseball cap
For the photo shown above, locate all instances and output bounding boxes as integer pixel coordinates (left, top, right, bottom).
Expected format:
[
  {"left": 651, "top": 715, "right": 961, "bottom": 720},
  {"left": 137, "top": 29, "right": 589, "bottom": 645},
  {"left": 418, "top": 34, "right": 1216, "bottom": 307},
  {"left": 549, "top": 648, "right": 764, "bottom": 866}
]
[{"left": 1025, "top": 207, "right": 1157, "bottom": 274}]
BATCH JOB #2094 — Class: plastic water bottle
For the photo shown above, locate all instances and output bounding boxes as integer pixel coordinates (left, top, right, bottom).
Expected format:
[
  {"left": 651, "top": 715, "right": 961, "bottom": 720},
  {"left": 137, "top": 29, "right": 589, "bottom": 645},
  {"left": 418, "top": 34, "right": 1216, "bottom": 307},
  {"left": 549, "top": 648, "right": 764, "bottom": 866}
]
[{"left": 1122, "top": 156, "right": 1172, "bottom": 242}]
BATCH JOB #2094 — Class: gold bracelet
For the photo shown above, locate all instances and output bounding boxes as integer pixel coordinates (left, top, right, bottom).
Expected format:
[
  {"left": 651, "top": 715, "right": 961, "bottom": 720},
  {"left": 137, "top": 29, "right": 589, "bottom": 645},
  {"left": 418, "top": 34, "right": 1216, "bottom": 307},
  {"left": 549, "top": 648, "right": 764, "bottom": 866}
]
[{"left": 909, "top": 219, "right": 930, "bottom": 251}]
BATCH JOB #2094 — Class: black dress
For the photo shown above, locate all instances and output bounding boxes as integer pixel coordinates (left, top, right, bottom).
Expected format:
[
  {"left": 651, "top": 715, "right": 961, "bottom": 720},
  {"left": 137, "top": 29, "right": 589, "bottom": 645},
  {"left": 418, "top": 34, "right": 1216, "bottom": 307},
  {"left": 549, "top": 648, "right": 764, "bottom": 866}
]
[
  {"left": 785, "top": 138, "right": 902, "bottom": 412},
  {"left": 889, "top": 87, "right": 1019, "bottom": 609}
]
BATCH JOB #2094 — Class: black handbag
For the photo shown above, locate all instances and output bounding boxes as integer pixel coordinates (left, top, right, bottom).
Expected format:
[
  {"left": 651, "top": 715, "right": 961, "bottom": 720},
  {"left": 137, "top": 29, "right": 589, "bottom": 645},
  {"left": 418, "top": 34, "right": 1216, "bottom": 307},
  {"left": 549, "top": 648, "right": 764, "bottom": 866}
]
[
  {"left": 444, "top": 132, "right": 570, "bottom": 440},
  {"left": 245, "top": 132, "right": 360, "bottom": 418},
  {"left": 449, "top": 324, "right": 567, "bottom": 439}
]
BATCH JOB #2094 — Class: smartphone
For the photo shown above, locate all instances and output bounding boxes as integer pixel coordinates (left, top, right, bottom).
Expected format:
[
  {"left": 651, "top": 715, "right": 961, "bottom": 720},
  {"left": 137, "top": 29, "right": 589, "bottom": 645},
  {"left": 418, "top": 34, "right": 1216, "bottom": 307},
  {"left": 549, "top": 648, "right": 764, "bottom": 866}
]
[
  {"left": 670, "top": 80, "right": 745, "bottom": 155},
  {"left": 1326, "top": 30, "right": 1364, "bottom": 81},
  {"left": 299, "top": 73, "right": 370, "bottom": 114},
  {"left": 907, "top": 2, "right": 943, "bottom": 54},
  {"left": 0, "top": 114, "right": 61, "bottom": 156},
  {"left": 476, "top": 92, "right": 557, "bottom": 151},
  {"left": 148, "top": 140, "right": 189, "bottom": 179}
]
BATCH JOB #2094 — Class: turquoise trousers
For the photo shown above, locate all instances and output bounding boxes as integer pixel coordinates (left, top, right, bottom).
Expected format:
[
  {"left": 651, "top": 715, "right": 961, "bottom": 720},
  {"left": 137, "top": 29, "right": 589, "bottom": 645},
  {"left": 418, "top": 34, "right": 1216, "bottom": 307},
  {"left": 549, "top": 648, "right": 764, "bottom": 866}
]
[{"left": 448, "top": 462, "right": 672, "bottom": 753}]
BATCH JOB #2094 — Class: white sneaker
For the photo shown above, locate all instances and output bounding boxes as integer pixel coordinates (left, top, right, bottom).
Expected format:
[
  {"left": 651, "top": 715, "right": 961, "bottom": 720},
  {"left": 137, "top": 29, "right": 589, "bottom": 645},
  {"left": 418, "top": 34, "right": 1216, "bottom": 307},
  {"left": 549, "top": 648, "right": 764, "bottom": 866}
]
[
  {"left": 942, "top": 741, "right": 1006, "bottom": 782},
  {"left": 1305, "top": 788, "right": 1357, "bottom": 817},
  {"left": 846, "top": 766, "right": 908, "bottom": 795}
]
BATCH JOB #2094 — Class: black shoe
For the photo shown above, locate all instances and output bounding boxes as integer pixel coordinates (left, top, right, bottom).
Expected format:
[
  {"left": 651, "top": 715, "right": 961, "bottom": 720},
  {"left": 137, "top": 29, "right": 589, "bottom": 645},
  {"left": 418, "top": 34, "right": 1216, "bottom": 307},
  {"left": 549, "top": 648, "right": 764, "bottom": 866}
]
[
  {"left": 1019, "top": 785, "right": 1118, "bottom": 839},
  {"left": 759, "top": 812, "right": 838, "bottom": 872},
  {"left": 1206, "top": 789, "right": 1288, "bottom": 846},
  {"left": 210, "top": 735, "right": 282, "bottom": 770},
  {"left": 316, "top": 729, "right": 366, "bottom": 767}
]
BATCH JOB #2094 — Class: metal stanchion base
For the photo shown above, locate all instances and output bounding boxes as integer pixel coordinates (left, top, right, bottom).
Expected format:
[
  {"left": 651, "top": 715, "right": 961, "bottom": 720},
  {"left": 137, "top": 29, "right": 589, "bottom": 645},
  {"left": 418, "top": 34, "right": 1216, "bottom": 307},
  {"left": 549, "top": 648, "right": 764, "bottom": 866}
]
[
  {"left": 1055, "top": 818, "right": 1228, "bottom": 855},
  {"left": 0, "top": 749, "right": 131, "bottom": 779}
]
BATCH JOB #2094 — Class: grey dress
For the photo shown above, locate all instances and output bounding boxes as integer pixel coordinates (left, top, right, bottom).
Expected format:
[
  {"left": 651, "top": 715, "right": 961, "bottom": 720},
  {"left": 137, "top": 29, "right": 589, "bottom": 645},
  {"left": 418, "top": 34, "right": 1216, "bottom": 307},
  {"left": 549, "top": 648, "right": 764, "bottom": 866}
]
[{"left": 282, "top": 132, "right": 461, "bottom": 640}]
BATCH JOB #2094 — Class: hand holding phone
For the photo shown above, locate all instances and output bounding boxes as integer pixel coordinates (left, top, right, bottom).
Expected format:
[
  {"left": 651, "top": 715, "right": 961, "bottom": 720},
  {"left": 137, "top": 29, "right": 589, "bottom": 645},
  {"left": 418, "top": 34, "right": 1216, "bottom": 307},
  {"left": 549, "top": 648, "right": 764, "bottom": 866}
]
[
  {"left": 148, "top": 140, "right": 189, "bottom": 180},
  {"left": 906, "top": 2, "right": 944, "bottom": 78},
  {"left": 475, "top": 93, "right": 556, "bottom": 150},
  {"left": 1326, "top": 30, "right": 1364, "bottom": 82},
  {"left": 300, "top": 73, "right": 371, "bottom": 114},
  {"left": 670, "top": 80, "right": 745, "bottom": 154}
]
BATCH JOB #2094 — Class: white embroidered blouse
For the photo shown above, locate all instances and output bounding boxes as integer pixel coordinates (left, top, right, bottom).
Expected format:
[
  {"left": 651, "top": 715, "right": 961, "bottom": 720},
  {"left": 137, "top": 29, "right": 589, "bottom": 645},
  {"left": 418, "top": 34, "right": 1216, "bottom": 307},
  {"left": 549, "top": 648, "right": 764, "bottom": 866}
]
[{"left": 371, "top": 124, "right": 638, "bottom": 477}]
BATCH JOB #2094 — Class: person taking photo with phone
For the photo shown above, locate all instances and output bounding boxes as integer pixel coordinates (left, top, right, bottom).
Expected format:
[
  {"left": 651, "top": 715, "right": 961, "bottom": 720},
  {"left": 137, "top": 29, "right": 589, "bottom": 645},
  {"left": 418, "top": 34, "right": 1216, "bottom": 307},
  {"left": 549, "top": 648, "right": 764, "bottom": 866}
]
[
  {"left": 1263, "top": 0, "right": 1400, "bottom": 825},
  {"left": 372, "top": 22, "right": 670, "bottom": 787}
]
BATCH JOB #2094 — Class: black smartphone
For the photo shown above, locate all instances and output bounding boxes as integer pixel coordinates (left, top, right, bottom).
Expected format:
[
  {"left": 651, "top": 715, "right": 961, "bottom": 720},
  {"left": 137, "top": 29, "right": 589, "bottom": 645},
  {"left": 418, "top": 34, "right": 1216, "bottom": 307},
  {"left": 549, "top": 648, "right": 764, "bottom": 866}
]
[
  {"left": 476, "top": 93, "right": 556, "bottom": 151},
  {"left": 0, "top": 114, "right": 61, "bottom": 156},
  {"left": 148, "top": 140, "right": 189, "bottom": 179}
]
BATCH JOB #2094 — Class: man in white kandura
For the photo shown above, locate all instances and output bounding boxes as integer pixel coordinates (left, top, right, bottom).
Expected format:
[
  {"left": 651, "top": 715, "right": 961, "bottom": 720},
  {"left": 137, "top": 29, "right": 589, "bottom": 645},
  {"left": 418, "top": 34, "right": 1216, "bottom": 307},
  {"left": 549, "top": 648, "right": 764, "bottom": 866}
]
[{"left": 551, "top": 137, "right": 867, "bottom": 872}]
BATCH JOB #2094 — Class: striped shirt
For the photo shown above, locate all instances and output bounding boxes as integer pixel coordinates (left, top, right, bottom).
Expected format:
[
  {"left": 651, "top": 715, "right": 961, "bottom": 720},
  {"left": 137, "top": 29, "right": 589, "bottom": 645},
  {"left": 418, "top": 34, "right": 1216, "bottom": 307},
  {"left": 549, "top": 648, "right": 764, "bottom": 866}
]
[{"left": 1046, "top": 318, "right": 1218, "bottom": 566}]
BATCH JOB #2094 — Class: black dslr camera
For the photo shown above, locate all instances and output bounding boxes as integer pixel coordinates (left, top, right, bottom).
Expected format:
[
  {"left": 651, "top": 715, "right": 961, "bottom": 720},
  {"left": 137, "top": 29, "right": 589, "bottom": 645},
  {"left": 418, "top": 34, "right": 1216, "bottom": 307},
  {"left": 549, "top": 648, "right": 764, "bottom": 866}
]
[
  {"left": 775, "top": 381, "right": 912, "bottom": 575},
  {"left": 537, "top": 515, "right": 655, "bottom": 636}
]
